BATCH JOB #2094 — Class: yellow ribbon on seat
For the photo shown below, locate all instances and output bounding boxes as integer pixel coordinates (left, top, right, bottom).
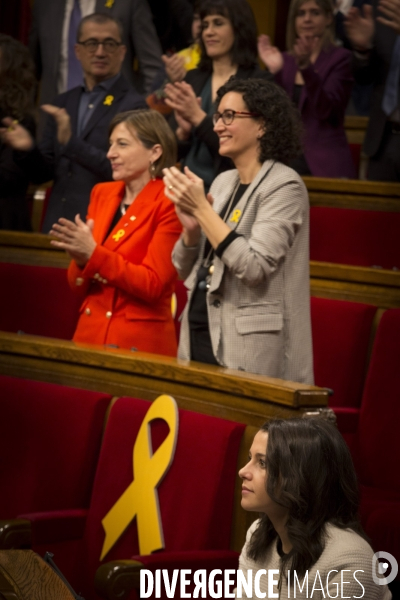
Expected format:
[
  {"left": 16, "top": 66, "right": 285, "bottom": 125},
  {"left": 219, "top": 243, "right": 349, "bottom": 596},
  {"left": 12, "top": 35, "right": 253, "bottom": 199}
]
[{"left": 100, "top": 395, "right": 179, "bottom": 560}]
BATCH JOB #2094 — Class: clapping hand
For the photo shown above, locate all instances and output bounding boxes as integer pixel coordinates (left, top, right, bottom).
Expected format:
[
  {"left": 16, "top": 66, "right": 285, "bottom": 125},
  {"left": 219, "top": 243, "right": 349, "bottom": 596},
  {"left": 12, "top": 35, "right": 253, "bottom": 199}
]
[
  {"left": 50, "top": 214, "right": 96, "bottom": 267},
  {"left": 41, "top": 104, "right": 72, "bottom": 145},
  {"left": 162, "top": 53, "right": 186, "bottom": 83},
  {"left": 345, "top": 5, "right": 375, "bottom": 51},
  {"left": 293, "top": 35, "right": 319, "bottom": 69},
  {"left": 377, "top": 0, "right": 400, "bottom": 34},
  {"left": 0, "top": 117, "right": 34, "bottom": 151},
  {"left": 164, "top": 81, "right": 206, "bottom": 127},
  {"left": 257, "top": 35, "right": 284, "bottom": 74}
]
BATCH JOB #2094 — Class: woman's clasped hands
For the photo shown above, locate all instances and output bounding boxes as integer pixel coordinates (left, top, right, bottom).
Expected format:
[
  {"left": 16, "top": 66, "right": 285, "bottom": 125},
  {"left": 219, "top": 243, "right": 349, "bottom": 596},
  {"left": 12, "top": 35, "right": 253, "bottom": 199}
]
[
  {"left": 163, "top": 166, "right": 214, "bottom": 241},
  {"left": 50, "top": 214, "right": 96, "bottom": 267}
]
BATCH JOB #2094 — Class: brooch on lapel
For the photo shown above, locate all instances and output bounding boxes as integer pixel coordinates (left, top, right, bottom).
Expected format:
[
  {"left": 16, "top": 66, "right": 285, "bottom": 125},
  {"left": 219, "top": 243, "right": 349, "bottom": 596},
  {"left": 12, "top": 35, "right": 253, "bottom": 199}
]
[
  {"left": 112, "top": 229, "right": 125, "bottom": 242},
  {"left": 230, "top": 209, "right": 241, "bottom": 223},
  {"left": 104, "top": 0, "right": 114, "bottom": 7},
  {"left": 103, "top": 95, "right": 114, "bottom": 106}
]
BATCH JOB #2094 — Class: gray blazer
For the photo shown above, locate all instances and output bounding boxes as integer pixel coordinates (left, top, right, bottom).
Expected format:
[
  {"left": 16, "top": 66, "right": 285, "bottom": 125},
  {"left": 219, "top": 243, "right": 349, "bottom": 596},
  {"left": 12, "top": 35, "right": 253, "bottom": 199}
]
[
  {"left": 172, "top": 161, "right": 314, "bottom": 384},
  {"left": 29, "top": 0, "right": 163, "bottom": 106}
]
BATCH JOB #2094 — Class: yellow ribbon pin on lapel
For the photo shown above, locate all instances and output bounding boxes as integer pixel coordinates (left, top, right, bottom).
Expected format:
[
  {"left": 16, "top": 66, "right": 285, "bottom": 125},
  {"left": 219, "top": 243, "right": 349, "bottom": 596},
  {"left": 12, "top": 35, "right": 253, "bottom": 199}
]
[
  {"left": 112, "top": 229, "right": 125, "bottom": 242},
  {"left": 103, "top": 95, "right": 114, "bottom": 106},
  {"left": 100, "top": 394, "right": 179, "bottom": 560},
  {"left": 104, "top": 0, "right": 114, "bottom": 7},
  {"left": 230, "top": 209, "right": 241, "bottom": 223}
]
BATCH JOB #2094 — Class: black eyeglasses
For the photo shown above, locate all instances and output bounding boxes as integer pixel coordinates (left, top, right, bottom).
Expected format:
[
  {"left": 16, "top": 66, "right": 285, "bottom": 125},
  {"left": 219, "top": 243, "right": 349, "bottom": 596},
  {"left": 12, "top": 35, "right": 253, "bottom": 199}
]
[
  {"left": 77, "top": 38, "right": 123, "bottom": 53},
  {"left": 212, "top": 109, "right": 261, "bottom": 126}
]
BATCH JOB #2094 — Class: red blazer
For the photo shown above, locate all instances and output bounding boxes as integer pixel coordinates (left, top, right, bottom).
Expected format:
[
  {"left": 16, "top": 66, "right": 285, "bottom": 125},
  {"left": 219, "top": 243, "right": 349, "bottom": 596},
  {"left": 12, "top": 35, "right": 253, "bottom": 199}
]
[{"left": 68, "top": 179, "right": 182, "bottom": 356}]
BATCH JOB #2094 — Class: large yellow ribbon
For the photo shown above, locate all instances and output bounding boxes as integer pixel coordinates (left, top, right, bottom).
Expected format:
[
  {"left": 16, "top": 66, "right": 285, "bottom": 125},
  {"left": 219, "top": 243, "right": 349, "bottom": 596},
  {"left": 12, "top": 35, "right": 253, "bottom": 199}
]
[{"left": 100, "top": 395, "right": 179, "bottom": 560}]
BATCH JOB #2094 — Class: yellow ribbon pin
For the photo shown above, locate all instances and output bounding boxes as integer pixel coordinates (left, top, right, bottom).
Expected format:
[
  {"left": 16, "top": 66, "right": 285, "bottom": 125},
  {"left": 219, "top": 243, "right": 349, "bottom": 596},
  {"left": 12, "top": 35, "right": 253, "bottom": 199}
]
[
  {"left": 104, "top": 0, "right": 114, "bottom": 7},
  {"left": 100, "top": 394, "right": 179, "bottom": 560},
  {"left": 103, "top": 95, "right": 114, "bottom": 106},
  {"left": 112, "top": 229, "right": 125, "bottom": 242},
  {"left": 230, "top": 209, "right": 242, "bottom": 223}
]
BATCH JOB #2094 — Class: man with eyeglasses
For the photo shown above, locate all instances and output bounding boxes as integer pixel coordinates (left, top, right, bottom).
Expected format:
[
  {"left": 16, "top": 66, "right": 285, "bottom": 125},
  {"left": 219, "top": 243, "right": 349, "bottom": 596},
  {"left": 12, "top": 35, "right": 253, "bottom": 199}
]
[
  {"left": 2, "top": 14, "right": 147, "bottom": 232},
  {"left": 29, "top": 0, "right": 162, "bottom": 109}
]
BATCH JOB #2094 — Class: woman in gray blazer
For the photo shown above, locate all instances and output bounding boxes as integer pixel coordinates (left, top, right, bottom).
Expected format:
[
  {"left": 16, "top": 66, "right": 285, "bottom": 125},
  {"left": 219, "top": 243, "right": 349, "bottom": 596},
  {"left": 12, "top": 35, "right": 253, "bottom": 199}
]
[{"left": 163, "top": 78, "right": 314, "bottom": 383}]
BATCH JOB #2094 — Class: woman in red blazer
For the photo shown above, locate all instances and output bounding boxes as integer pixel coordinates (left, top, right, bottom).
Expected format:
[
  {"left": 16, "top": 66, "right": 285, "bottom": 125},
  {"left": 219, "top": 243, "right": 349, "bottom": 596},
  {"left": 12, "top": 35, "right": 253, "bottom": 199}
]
[{"left": 50, "top": 109, "right": 182, "bottom": 356}]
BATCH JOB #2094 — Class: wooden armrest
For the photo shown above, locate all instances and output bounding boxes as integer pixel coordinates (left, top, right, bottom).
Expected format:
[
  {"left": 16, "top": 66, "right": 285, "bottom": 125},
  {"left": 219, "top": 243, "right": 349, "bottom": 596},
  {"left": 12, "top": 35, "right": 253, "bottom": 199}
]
[
  {"left": 94, "top": 559, "right": 143, "bottom": 600},
  {"left": 0, "top": 519, "right": 32, "bottom": 549}
]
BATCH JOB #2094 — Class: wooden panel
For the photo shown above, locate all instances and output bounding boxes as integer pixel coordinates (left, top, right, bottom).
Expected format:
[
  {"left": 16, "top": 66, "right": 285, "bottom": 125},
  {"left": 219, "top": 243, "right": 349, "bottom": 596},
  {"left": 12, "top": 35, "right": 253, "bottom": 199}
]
[
  {"left": 344, "top": 115, "right": 368, "bottom": 145},
  {"left": 310, "top": 262, "right": 400, "bottom": 288},
  {"left": 0, "top": 231, "right": 69, "bottom": 268},
  {"left": 310, "top": 278, "right": 400, "bottom": 308},
  {"left": 303, "top": 176, "right": 400, "bottom": 197},
  {"left": 248, "top": 0, "right": 276, "bottom": 39},
  {"left": 0, "top": 333, "right": 328, "bottom": 419},
  {"left": 0, "top": 550, "right": 75, "bottom": 600}
]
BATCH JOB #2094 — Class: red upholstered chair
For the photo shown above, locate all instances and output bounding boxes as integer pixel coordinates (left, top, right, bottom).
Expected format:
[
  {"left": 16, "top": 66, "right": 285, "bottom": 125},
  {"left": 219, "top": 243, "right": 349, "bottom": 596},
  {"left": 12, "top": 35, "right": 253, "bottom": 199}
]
[
  {"left": 0, "top": 263, "right": 80, "bottom": 339},
  {"left": 340, "top": 309, "right": 400, "bottom": 577},
  {"left": 311, "top": 297, "right": 377, "bottom": 410},
  {"left": 310, "top": 207, "right": 400, "bottom": 269},
  {"left": 0, "top": 375, "right": 112, "bottom": 519},
  {"left": 16, "top": 396, "right": 245, "bottom": 600}
]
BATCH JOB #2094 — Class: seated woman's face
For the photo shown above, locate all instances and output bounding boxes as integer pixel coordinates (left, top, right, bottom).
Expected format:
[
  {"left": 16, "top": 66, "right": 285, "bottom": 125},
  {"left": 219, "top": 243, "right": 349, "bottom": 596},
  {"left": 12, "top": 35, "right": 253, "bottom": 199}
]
[
  {"left": 239, "top": 430, "right": 289, "bottom": 522},
  {"left": 201, "top": 12, "right": 235, "bottom": 61},
  {"left": 213, "top": 91, "right": 264, "bottom": 163},
  {"left": 107, "top": 122, "right": 160, "bottom": 184},
  {"left": 295, "top": 0, "right": 332, "bottom": 40}
]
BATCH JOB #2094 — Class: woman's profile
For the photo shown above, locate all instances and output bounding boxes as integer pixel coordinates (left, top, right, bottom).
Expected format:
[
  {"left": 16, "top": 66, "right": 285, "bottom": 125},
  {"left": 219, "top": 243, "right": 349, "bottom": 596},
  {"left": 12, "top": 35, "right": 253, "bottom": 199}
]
[{"left": 237, "top": 418, "right": 391, "bottom": 598}]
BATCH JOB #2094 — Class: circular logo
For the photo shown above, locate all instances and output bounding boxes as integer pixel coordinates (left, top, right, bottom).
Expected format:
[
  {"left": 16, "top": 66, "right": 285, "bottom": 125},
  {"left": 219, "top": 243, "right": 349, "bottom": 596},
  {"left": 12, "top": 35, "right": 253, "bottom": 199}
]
[{"left": 372, "top": 551, "right": 398, "bottom": 586}]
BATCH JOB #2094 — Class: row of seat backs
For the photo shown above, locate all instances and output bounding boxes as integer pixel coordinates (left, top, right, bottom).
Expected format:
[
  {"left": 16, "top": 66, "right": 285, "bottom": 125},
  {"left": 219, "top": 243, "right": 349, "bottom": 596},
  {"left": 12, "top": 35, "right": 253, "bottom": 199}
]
[
  {"left": 0, "top": 262, "right": 383, "bottom": 410},
  {"left": 310, "top": 207, "right": 400, "bottom": 269},
  {"left": 0, "top": 376, "right": 245, "bottom": 598}
]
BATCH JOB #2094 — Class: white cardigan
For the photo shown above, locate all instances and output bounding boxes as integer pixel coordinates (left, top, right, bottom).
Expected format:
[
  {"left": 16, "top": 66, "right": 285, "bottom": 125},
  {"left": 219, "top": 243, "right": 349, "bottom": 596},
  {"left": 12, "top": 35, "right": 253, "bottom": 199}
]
[{"left": 236, "top": 519, "right": 392, "bottom": 599}]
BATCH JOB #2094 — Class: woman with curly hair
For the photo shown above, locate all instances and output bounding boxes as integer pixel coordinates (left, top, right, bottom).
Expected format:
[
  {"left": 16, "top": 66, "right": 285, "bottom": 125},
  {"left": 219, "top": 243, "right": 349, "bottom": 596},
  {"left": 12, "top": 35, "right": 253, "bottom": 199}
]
[
  {"left": 258, "top": 0, "right": 356, "bottom": 178},
  {"left": 164, "top": 0, "right": 272, "bottom": 192},
  {"left": 237, "top": 417, "right": 391, "bottom": 598},
  {"left": 0, "top": 34, "right": 36, "bottom": 230},
  {"left": 163, "top": 78, "right": 313, "bottom": 382}
]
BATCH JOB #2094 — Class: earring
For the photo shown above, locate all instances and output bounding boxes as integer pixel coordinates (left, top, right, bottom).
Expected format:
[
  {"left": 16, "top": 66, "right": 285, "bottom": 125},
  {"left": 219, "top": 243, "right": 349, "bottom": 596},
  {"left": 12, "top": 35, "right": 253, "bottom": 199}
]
[{"left": 149, "top": 161, "right": 156, "bottom": 181}]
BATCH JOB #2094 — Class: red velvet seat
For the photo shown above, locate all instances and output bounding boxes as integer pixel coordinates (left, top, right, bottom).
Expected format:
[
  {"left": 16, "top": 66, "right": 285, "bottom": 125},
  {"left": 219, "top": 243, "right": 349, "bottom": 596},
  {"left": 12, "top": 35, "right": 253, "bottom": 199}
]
[
  {"left": 310, "top": 207, "right": 400, "bottom": 268},
  {"left": 0, "top": 263, "right": 80, "bottom": 339},
  {"left": 0, "top": 375, "right": 112, "bottom": 518},
  {"left": 17, "top": 396, "right": 245, "bottom": 599},
  {"left": 311, "top": 297, "right": 377, "bottom": 409},
  {"left": 336, "top": 309, "right": 400, "bottom": 577}
]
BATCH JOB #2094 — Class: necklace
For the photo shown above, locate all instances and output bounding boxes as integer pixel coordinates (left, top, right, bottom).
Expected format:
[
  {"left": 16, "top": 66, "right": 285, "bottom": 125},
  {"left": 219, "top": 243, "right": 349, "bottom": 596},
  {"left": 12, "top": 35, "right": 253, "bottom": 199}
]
[{"left": 197, "top": 179, "right": 242, "bottom": 291}]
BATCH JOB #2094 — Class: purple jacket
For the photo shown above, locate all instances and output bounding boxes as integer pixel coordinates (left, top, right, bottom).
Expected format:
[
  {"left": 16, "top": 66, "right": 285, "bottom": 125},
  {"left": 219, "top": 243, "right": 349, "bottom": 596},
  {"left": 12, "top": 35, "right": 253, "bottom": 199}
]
[{"left": 275, "top": 45, "right": 356, "bottom": 178}]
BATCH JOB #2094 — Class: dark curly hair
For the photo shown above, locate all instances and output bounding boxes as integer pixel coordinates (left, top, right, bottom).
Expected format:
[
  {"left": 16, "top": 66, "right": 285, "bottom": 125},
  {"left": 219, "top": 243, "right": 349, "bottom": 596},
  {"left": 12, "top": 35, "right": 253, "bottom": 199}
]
[
  {"left": 247, "top": 418, "right": 366, "bottom": 578},
  {"left": 216, "top": 78, "right": 302, "bottom": 165},
  {"left": 0, "top": 34, "right": 36, "bottom": 120},
  {"left": 197, "top": 0, "right": 258, "bottom": 71}
]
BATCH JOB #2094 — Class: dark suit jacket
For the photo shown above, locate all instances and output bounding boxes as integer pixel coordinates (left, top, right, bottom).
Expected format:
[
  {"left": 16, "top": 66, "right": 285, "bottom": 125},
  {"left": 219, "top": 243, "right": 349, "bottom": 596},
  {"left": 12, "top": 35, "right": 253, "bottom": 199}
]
[
  {"left": 29, "top": 0, "right": 163, "bottom": 105},
  {"left": 68, "top": 179, "right": 182, "bottom": 355},
  {"left": 276, "top": 45, "right": 356, "bottom": 178},
  {"left": 15, "top": 75, "right": 146, "bottom": 232},
  {"left": 353, "top": 0, "right": 399, "bottom": 156}
]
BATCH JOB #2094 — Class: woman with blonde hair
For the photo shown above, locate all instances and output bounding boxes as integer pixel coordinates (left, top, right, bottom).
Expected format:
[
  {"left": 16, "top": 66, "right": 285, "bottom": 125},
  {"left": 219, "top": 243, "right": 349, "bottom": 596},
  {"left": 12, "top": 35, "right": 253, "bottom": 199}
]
[
  {"left": 50, "top": 109, "right": 182, "bottom": 356},
  {"left": 258, "top": 0, "right": 356, "bottom": 178}
]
